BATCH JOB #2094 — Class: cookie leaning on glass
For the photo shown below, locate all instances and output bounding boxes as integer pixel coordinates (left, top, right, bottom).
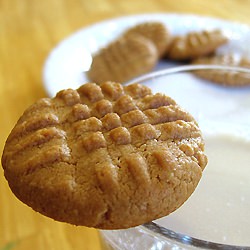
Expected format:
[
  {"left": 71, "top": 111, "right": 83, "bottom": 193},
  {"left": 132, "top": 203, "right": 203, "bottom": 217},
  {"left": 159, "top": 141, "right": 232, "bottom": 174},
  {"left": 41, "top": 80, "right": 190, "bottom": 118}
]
[{"left": 2, "top": 81, "right": 207, "bottom": 229}]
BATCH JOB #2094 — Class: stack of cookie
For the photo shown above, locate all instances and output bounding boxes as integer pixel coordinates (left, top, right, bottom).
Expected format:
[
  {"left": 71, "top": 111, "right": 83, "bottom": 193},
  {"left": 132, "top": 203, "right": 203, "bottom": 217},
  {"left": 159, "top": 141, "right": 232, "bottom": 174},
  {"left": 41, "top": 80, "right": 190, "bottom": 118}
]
[
  {"left": 87, "top": 22, "right": 230, "bottom": 84},
  {"left": 87, "top": 21, "right": 250, "bottom": 87}
]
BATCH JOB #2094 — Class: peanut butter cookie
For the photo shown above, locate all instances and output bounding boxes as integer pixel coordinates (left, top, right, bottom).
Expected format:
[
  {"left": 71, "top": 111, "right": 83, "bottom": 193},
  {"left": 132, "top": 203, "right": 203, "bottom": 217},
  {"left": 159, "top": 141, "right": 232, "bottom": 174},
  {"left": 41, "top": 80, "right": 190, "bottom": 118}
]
[
  {"left": 2, "top": 82, "right": 207, "bottom": 229},
  {"left": 123, "top": 22, "right": 171, "bottom": 57},
  {"left": 87, "top": 34, "right": 158, "bottom": 84},
  {"left": 167, "top": 29, "right": 228, "bottom": 60},
  {"left": 192, "top": 54, "right": 250, "bottom": 86}
]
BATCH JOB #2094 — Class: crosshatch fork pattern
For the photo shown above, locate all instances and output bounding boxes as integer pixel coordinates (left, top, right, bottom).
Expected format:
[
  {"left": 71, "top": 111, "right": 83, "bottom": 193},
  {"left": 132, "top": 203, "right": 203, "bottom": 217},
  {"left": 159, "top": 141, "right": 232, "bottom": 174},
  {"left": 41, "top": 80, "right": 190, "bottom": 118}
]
[{"left": 2, "top": 81, "right": 207, "bottom": 229}]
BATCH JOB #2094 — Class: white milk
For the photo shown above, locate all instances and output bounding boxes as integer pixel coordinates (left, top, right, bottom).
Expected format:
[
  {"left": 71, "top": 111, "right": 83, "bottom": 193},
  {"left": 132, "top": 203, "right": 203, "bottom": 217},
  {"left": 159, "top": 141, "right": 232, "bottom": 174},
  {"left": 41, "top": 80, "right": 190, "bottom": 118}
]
[{"left": 155, "top": 133, "right": 250, "bottom": 246}]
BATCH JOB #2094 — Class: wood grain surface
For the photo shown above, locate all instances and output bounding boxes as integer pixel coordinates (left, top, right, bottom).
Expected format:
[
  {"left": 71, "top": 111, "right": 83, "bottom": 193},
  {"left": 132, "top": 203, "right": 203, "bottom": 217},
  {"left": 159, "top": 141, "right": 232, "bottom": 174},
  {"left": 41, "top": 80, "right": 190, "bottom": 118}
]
[{"left": 1, "top": 0, "right": 250, "bottom": 249}]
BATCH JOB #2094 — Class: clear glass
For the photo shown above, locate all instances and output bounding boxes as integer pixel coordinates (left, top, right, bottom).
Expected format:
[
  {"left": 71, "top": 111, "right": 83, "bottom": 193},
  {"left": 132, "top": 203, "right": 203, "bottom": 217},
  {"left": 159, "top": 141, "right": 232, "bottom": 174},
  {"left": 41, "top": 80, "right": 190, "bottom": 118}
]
[{"left": 99, "top": 65, "right": 250, "bottom": 250}]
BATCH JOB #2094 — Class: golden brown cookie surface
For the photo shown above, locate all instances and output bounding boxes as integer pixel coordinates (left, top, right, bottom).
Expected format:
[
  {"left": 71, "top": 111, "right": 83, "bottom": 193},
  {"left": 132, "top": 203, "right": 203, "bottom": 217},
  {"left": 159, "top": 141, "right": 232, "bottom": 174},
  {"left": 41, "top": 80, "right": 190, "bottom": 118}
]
[
  {"left": 123, "top": 22, "right": 171, "bottom": 57},
  {"left": 192, "top": 54, "right": 250, "bottom": 86},
  {"left": 2, "top": 82, "right": 207, "bottom": 229},
  {"left": 167, "top": 29, "right": 228, "bottom": 60},
  {"left": 87, "top": 34, "right": 158, "bottom": 84}
]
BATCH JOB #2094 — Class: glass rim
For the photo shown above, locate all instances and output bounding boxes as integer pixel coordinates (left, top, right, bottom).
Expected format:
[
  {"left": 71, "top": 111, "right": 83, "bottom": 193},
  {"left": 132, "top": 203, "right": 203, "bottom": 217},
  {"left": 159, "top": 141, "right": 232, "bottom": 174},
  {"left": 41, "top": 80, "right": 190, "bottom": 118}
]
[
  {"left": 130, "top": 64, "right": 250, "bottom": 250},
  {"left": 140, "top": 222, "right": 250, "bottom": 250},
  {"left": 126, "top": 64, "right": 250, "bottom": 85}
]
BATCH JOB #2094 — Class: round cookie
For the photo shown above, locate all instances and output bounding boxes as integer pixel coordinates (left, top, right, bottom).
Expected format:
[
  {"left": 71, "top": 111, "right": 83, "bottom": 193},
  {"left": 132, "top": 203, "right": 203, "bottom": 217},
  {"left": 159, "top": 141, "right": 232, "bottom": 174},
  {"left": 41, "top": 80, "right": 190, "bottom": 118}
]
[
  {"left": 123, "top": 22, "right": 171, "bottom": 57},
  {"left": 2, "top": 81, "right": 207, "bottom": 229},
  {"left": 87, "top": 34, "right": 158, "bottom": 84},
  {"left": 167, "top": 29, "right": 228, "bottom": 61},
  {"left": 192, "top": 54, "right": 250, "bottom": 86}
]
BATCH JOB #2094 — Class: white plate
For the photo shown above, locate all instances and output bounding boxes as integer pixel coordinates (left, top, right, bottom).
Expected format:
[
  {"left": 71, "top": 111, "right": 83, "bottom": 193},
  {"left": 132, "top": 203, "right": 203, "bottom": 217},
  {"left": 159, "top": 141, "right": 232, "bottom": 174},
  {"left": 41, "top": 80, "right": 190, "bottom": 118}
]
[{"left": 43, "top": 13, "right": 250, "bottom": 97}]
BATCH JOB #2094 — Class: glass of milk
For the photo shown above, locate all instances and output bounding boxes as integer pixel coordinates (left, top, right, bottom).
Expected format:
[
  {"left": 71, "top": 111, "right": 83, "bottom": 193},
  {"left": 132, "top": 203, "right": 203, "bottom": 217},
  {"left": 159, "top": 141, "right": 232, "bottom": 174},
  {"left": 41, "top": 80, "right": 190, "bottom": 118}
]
[{"left": 99, "top": 65, "right": 250, "bottom": 250}]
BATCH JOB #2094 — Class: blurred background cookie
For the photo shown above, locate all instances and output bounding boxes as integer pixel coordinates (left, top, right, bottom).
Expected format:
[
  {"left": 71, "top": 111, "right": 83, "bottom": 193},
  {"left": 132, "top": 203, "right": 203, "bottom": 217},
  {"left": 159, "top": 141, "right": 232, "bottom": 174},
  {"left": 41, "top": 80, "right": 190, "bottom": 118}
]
[
  {"left": 192, "top": 54, "right": 250, "bottom": 86},
  {"left": 167, "top": 29, "right": 228, "bottom": 61},
  {"left": 87, "top": 34, "right": 158, "bottom": 84},
  {"left": 123, "top": 21, "right": 171, "bottom": 57}
]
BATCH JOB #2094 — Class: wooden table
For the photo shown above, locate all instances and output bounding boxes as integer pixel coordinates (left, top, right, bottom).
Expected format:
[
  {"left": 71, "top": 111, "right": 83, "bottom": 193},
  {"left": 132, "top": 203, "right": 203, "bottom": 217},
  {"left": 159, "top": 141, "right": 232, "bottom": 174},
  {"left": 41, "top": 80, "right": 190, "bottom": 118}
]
[{"left": 1, "top": 1, "right": 250, "bottom": 249}]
